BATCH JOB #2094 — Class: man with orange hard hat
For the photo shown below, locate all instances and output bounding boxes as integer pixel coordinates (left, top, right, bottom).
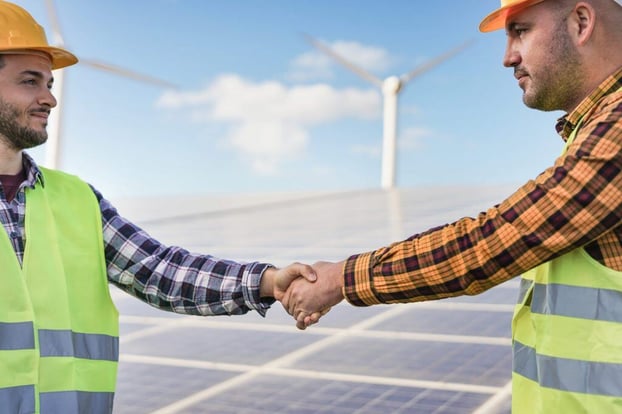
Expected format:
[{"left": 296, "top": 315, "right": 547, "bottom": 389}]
[
  {"left": 285, "top": 1, "right": 622, "bottom": 412},
  {"left": 0, "top": 1, "right": 323, "bottom": 413}
]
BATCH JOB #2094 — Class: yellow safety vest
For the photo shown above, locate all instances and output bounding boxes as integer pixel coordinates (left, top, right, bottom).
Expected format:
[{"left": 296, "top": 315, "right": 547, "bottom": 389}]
[
  {"left": 512, "top": 117, "right": 622, "bottom": 412},
  {"left": 0, "top": 168, "right": 119, "bottom": 414}
]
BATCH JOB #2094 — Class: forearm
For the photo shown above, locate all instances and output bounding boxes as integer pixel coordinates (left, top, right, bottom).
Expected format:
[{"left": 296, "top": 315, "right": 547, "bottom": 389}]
[
  {"left": 107, "top": 244, "right": 273, "bottom": 316},
  {"left": 344, "top": 127, "right": 622, "bottom": 305},
  {"left": 343, "top": 209, "right": 523, "bottom": 306},
  {"left": 94, "top": 189, "right": 274, "bottom": 316}
]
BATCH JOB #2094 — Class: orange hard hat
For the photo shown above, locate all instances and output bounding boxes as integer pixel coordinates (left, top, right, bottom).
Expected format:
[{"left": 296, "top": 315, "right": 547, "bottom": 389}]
[
  {"left": 480, "top": 0, "right": 622, "bottom": 32},
  {"left": 479, "top": 0, "right": 546, "bottom": 32},
  {"left": 0, "top": 0, "right": 77, "bottom": 69}
]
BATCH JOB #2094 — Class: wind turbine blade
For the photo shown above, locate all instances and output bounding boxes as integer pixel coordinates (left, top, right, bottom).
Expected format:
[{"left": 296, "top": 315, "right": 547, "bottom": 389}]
[
  {"left": 80, "top": 58, "right": 178, "bottom": 89},
  {"left": 399, "top": 39, "right": 475, "bottom": 85},
  {"left": 303, "top": 33, "right": 383, "bottom": 88},
  {"left": 44, "top": 0, "right": 65, "bottom": 46}
]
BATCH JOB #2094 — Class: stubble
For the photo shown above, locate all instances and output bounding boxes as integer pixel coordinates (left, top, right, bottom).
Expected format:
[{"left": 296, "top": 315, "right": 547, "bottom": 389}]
[
  {"left": 0, "top": 98, "right": 48, "bottom": 150},
  {"left": 522, "top": 18, "right": 584, "bottom": 112}
]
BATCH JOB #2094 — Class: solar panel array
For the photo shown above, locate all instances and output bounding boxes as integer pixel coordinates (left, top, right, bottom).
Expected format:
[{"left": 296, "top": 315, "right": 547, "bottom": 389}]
[{"left": 110, "top": 186, "right": 517, "bottom": 413}]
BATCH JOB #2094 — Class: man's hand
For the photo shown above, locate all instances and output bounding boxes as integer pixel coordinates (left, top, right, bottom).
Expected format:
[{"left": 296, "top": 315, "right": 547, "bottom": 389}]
[
  {"left": 259, "top": 262, "right": 316, "bottom": 301},
  {"left": 259, "top": 263, "right": 327, "bottom": 327},
  {"left": 283, "top": 260, "right": 345, "bottom": 329}
]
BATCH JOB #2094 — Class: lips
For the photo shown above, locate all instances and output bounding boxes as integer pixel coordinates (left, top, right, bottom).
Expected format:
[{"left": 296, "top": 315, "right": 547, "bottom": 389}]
[
  {"left": 514, "top": 69, "right": 529, "bottom": 81},
  {"left": 29, "top": 108, "right": 50, "bottom": 120},
  {"left": 513, "top": 68, "right": 529, "bottom": 90}
]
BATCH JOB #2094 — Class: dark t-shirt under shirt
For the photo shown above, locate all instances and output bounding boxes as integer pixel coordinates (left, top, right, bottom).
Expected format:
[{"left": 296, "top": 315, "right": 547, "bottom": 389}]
[{"left": 0, "top": 169, "right": 26, "bottom": 202}]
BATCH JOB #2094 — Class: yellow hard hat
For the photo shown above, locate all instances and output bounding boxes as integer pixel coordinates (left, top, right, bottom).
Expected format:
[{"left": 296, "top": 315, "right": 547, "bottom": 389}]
[
  {"left": 479, "top": 0, "right": 546, "bottom": 32},
  {"left": 0, "top": 0, "right": 77, "bottom": 69}
]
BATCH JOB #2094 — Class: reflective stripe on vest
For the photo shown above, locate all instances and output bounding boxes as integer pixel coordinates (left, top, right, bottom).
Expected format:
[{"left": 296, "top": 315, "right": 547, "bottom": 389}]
[
  {"left": 38, "top": 330, "right": 118, "bottom": 361},
  {"left": 530, "top": 282, "right": 622, "bottom": 323},
  {"left": 0, "top": 322, "right": 35, "bottom": 350},
  {"left": 0, "top": 388, "right": 116, "bottom": 414},
  {"left": 514, "top": 340, "right": 622, "bottom": 397},
  {"left": 0, "top": 385, "right": 35, "bottom": 414},
  {"left": 40, "top": 391, "right": 115, "bottom": 414},
  {"left": 0, "top": 325, "right": 118, "bottom": 360}
]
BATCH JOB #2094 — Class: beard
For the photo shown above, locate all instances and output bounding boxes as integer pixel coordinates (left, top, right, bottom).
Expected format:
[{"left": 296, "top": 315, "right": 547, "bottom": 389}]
[
  {"left": 0, "top": 98, "right": 48, "bottom": 150},
  {"left": 522, "top": 19, "right": 584, "bottom": 112}
]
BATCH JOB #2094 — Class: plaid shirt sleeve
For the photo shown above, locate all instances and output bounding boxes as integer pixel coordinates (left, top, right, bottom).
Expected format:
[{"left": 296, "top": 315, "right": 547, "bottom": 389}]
[
  {"left": 344, "top": 80, "right": 622, "bottom": 307},
  {"left": 93, "top": 189, "right": 275, "bottom": 316}
]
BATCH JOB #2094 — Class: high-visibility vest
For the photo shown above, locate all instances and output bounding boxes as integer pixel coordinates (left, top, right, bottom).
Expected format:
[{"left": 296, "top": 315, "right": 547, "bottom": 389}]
[
  {"left": 512, "top": 115, "right": 622, "bottom": 412},
  {"left": 0, "top": 167, "right": 119, "bottom": 414}
]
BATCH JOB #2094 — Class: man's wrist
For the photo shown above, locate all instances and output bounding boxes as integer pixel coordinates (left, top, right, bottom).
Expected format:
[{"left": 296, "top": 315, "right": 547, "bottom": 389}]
[{"left": 259, "top": 266, "right": 277, "bottom": 298}]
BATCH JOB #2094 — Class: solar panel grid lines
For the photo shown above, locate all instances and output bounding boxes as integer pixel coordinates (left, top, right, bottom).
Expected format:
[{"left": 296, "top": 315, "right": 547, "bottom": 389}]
[
  {"left": 110, "top": 187, "right": 518, "bottom": 413},
  {"left": 114, "top": 287, "right": 515, "bottom": 413}
]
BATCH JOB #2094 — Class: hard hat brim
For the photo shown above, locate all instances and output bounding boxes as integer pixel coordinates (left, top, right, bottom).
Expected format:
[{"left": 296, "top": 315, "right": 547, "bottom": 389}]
[
  {"left": 479, "top": 0, "right": 546, "bottom": 32},
  {"left": 44, "top": 46, "right": 78, "bottom": 69},
  {"left": 32, "top": 45, "right": 77, "bottom": 69},
  {"left": 0, "top": 45, "right": 78, "bottom": 69}
]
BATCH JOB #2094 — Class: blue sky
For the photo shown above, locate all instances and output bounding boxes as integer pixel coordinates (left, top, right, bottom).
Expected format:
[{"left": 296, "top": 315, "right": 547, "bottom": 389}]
[{"left": 17, "top": 0, "right": 565, "bottom": 198}]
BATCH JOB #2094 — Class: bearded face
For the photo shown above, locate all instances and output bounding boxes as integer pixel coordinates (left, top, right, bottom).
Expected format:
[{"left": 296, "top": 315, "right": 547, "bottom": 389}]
[
  {"left": 0, "top": 54, "right": 56, "bottom": 152},
  {"left": 504, "top": 2, "right": 588, "bottom": 113},
  {"left": 0, "top": 97, "right": 48, "bottom": 150},
  {"left": 520, "top": 18, "right": 584, "bottom": 112}
]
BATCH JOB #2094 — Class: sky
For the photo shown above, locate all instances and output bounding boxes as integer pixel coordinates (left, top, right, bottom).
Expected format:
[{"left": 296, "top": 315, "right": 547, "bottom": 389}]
[{"left": 16, "top": 0, "right": 566, "bottom": 199}]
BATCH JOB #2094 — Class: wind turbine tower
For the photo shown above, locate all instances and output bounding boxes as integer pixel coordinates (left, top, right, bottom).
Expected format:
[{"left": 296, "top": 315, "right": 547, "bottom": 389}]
[
  {"left": 44, "top": 0, "right": 177, "bottom": 170},
  {"left": 305, "top": 35, "right": 472, "bottom": 189}
]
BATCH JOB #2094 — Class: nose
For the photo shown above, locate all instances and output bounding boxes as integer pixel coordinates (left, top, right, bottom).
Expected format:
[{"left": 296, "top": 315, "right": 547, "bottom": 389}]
[
  {"left": 503, "top": 39, "right": 520, "bottom": 68},
  {"left": 38, "top": 87, "right": 57, "bottom": 108}
]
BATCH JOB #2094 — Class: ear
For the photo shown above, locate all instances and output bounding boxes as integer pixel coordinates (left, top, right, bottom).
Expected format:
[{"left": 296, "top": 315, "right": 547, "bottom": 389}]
[{"left": 569, "top": 2, "right": 596, "bottom": 46}]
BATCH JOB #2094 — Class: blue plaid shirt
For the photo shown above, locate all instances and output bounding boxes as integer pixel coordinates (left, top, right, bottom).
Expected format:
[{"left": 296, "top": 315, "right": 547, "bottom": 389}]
[{"left": 0, "top": 153, "right": 274, "bottom": 316}]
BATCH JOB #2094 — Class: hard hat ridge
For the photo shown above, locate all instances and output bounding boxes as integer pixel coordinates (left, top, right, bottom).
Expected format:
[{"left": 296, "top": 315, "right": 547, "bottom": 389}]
[
  {"left": 479, "top": 0, "right": 546, "bottom": 32},
  {"left": 480, "top": 0, "right": 622, "bottom": 32},
  {"left": 0, "top": 0, "right": 77, "bottom": 69}
]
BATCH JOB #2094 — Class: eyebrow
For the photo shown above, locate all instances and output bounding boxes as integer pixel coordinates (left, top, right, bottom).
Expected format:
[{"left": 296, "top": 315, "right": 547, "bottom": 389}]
[
  {"left": 20, "top": 70, "right": 54, "bottom": 84},
  {"left": 21, "top": 70, "right": 45, "bottom": 78}
]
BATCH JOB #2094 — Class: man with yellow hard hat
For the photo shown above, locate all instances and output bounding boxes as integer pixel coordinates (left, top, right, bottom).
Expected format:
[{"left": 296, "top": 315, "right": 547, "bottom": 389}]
[
  {"left": 284, "top": 1, "right": 622, "bottom": 412},
  {"left": 0, "top": 1, "right": 323, "bottom": 413}
]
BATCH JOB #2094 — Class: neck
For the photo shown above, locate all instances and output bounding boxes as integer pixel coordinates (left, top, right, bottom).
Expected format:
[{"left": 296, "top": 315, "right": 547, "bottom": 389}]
[{"left": 0, "top": 144, "right": 23, "bottom": 175}]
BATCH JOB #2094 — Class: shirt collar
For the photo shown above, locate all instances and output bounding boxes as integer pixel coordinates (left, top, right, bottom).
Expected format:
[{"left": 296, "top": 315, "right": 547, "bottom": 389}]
[
  {"left": 555, "top": 65, "right": 622, "bottom": 140},
  {"left": 22, "top": 152, "right": 45, "bottom": 188}
]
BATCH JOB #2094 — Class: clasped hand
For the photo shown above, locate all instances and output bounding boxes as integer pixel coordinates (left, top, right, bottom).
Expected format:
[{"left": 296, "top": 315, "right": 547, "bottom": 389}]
[{"left": 266, "top": 261, "right": 345, "bottom": 330}]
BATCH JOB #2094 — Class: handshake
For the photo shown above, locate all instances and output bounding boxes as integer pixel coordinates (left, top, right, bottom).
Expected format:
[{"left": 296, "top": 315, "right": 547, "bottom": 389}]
[{"left": 260, "top": 261, "right": 346, "bottom": 330}]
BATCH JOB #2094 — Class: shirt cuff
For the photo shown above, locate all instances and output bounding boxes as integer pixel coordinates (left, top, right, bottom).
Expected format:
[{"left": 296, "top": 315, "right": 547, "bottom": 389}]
[
  {"left": 343, "top": 251, "right": 383, "bottom": 306},
  {"left": 243, "top": 262, "right": 276, "bottom": 317}
]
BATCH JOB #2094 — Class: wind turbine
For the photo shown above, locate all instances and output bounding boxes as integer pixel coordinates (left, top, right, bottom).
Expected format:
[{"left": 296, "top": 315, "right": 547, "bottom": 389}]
[
  {"left": 304, "top": 35, "right": 473, "bottom": 189},
  {"left": 44, "top": 0, "right": 177, "bottom": 170}
]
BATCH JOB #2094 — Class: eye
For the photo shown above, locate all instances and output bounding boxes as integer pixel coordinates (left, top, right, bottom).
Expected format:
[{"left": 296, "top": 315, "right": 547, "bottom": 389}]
[
  {"left": 512, "top": 24, "right": 529, "bottom": 37},
  {"left": 506, "top": 23, "right": 528, "bottom": 38}
]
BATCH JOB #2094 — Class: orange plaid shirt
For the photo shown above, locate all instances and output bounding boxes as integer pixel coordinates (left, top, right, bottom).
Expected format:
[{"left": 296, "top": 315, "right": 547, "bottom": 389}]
[{"left": 344, "top": 67, "right": 622, "bottom": 306}]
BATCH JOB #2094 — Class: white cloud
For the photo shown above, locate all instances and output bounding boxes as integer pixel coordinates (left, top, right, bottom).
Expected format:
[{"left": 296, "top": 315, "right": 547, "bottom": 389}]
[
  {"left": 288, "top": 51, "right": 334, "bottom": 82},
  {"left": 331, "top": 40, "right": 393, "bottom": 73},
  {"left": 229, "top": 121, "right": 307, "bottom": 175},
  {"left": 288, "top": 39, "right": 393, "bottom": 82},
  {"left": 156, "top": 74, "right": 381, "bottom": 174}
]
